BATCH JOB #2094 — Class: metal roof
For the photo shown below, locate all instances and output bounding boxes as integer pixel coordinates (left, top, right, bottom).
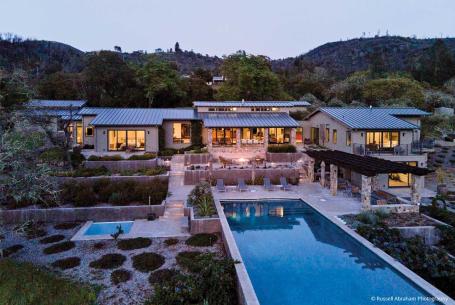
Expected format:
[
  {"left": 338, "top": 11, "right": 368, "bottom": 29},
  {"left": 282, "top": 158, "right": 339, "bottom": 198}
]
[
  {"left": 27, "top": 100, "right": 86, "bottom": 108},
  {"left": 27, "top": 109, "right": 82, "bottom": 120},
  {"left": 89, "top": 108, "right": 198, "bottom": 126},
  {"left": 202, "top": 113, "right": 299, "bottom": 128},
  {"left": 308, "top": 107, "right": 424, "bottom": 130},
  {"left": 193, "top": 101, "right": 311, "bottom": 107},
  {"left": 77, "top": 107, "right": 113, "bottom": 115}
]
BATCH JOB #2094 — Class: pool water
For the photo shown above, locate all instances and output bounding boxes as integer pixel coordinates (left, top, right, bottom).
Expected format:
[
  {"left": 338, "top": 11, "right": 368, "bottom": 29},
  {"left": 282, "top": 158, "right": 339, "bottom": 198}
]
[
  {"left": 223, "top": 199, "right": 439, "bottom": 305},
  {"left": 84, "top": 221, "right": 133, "bottom": 236}
]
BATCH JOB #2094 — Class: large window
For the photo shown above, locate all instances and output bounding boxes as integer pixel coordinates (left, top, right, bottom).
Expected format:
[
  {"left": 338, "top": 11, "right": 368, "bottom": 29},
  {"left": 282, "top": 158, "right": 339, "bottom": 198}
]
[
  {"left": 333, "top": 129, "right": 337, "bottom": 144},
  {"left": 108, "top": 130, "right": 145, "bottom": 151},
  {"left": 241, "top": 128, "right": 264, "bottom": 144},
  {"left": 325, "top": 128, "right": 330, "bottom": 143},
  {"left": 212, "top": 128, "right": 236, "bottom": 145},
  {"left": 346, "top": 131, "right": 352, "bottom": 146},
  {"left": 86, "top": 126, "right": 94, "bottom": 137},
  {"left": 268, "top": 128, "right": 291, "bottom": 144},
  {"left": 173, "top": 123, "right": 191, "bottom": 144},
  {"left": 76, "top": 122, "right": 83, "bottom": 145},
  {"left": 388, "top": 161, "right": 417, "bottom": 188},
  {"left": 310, "top": 127, "right": 319, "bottom": 144},
  {"left": 366, "top": 131, "right": 399, "bottom": 149},
  {"left": 296, "top": 127, "right": 303, "bottom": 144}
]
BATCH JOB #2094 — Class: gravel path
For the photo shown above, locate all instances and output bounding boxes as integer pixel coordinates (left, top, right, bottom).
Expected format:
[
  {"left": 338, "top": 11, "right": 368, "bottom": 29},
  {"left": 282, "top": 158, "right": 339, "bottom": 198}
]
[{"left": 1, "top": 222, "right": 224, "bottom": 305}]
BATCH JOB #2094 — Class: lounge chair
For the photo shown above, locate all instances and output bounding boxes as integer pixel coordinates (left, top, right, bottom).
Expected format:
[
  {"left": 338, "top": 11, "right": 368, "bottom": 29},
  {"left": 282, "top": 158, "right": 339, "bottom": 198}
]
[
  {"left": 263, "top": 177, "right": 273, "bottom": 191},
  {"left": 280, "top": 176, "right": 291, "bottom": 191},
  {"left": 237, "top": 178, "right": 248, "bottom": 192},
  {"left": 216, "top": 179, "right": 226, "bottom": 192}
]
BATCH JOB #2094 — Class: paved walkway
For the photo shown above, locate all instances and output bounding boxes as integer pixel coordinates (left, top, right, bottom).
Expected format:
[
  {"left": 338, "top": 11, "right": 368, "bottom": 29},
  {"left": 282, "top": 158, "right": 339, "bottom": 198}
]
[
  {"left": 214, "top": 183, "right": 362, "bottom": 217},
  {"left": 167, "top": 155, "right": 193, "bottom": 203}
]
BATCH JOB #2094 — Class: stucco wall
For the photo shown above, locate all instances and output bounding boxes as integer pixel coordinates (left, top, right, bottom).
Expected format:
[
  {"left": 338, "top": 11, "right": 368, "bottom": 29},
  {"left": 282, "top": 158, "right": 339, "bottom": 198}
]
[
  {"left": 94, "top": 126, "right": 159, "bottom": 153},
  {"left": 162, "top": 120, "right": 192, "bottom": 149},
  {"left": 82, "top": 115, "right": 96, "bottom": 146}
]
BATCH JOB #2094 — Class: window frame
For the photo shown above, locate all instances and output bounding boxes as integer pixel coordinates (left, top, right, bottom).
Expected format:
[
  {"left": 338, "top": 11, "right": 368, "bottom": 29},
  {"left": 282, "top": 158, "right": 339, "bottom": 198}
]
[
  {"left": 332, "top": 129, "right": 337, "bottom": 144},
  {"left": 108, "top": 129, "right": 146, "bottom": 151},
  {"left": 85, "top": 126, "right": 94, "bottom": 137}
]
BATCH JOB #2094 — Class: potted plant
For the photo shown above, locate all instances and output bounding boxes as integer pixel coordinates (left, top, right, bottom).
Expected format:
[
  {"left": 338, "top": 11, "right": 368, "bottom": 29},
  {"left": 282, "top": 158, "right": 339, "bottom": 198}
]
[{"left": 436, "top": 168, "right": 448, "bottom": 195}]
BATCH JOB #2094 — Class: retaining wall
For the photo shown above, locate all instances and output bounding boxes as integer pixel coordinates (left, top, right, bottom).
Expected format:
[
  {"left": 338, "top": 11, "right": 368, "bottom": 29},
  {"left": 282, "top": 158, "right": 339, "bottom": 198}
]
[
  {"left": 0, "top": 205, "right": 165, "bottom": 224},
  {"left": 188, "top": 208, "right": 221, "bottom": 234},
  {"left": 84, "top": 159, "right": 158, "bottom": 171},
  {"left": 265, "top": 152, "right": 304, "bottom": 163},
  {"left": 184, "top": 153, "right": 211, "bottom": 165},
  {"left": 184, "top": 170, "right": 210, "bottom": 185},
  {"left": 394, "top": 226, "right": 440, "bottom": 246},
  {"left": 371, "top": 204, "right": 419, "bottom": 213},
  {"left": 57, "top": 174, "right": 169, "bottom": 184}
]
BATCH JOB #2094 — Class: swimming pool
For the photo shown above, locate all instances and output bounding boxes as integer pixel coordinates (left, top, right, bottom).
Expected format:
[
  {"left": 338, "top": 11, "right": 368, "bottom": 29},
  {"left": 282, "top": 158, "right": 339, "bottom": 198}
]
[
  {"left": 223, "top": 199, "right": 441, "bottom": 305},
  {"left": 84, "top": 221, "right": 133, "bottom": 236}
]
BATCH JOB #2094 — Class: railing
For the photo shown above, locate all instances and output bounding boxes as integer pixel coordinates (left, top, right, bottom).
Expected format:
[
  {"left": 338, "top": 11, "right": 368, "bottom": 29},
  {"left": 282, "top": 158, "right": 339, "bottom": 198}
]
[
  {"left": 353, "top": 144, "right": 419, "bottom": 156},
  {"left": 411, "top": 140, "right": 435, "bottom": 153}
]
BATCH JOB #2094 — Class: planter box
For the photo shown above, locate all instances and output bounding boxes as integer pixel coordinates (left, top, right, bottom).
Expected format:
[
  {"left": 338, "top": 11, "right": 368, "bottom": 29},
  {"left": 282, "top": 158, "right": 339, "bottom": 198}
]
[
  {"left": 184, "top": 153, "right": 211, "bottom": 165},
  {"left": 266, "top": 152, "right": 303, "bottom": 163},
  {"left": 84, "top": 159, "right": 158, "bottom": 171},
  {"left": 188, "top": 207, "right": 221, "bottom": 234}
]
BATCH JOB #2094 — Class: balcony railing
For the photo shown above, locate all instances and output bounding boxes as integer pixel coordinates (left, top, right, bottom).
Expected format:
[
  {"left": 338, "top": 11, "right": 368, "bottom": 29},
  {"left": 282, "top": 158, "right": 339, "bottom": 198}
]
[{"left": 353, "top": 143, "right": 426, "bottom": 156}]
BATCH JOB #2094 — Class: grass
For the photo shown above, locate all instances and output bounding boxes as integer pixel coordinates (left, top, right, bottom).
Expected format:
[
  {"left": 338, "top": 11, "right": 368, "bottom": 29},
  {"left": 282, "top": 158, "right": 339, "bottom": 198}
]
[
  {"left": 43, "top": 241, "right": 75, "bottom": 255},
  {"left": 117, "top": 238, "right": 152, "bottom": 251},
  {"left": 89, "top": 253, "right": 126, "bottom": 269},
  {"left": 185, "top": 234, "right": 218, "bottom": 247},
  {"left": 132, "top": 252, "right": 165, "bottom": 272},
  {"left": 111, "top": 269, "right": 132, "bottom": 285},
  {"left": 54, "top": 222, "right": 80, "bottom": 230},
  {"left": 0, "top": 259, "right": 97, "bottom": 305},
  {"left": 164, "top": 238, "right": 179, "bottom": 246},
  {"left": 39, "top": 235, "right": 65, "bottom": 244},
  {"left": 2, "top": 244, "right": 23, "bottom": 257},
  {"left": 176, "top": 251, "right": 203, "bottom": 272},
  {"left": 148, "top": 269, "right": 177, "bottom": 285},
  {"left": 51, "top": 257, "right": 81, "bottom": 270}
]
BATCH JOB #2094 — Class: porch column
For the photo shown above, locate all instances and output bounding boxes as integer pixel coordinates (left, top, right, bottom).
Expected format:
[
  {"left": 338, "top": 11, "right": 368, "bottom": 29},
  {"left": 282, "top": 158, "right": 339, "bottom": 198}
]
[
  {"left": 236, "top": 128, "right": 241, "bottom": 148},
  {"left": 411, "top": 174, "right": 424, "bottom": 206},
  {"left": 207, "top": 128, "right": 213, "bottom": 148},
  {"left": 372, "top": 176, "right": 379, "bottom": 191},
  {"left": 290, "top": 128, "right": 296, "bottom": 145},
  {"left": 361, "top": 175, "right": 372, "bottom": 210},
  {"left": 308, "top": 157, "right": 315, "bottom": 182},
  {"left": 264, "top": 128, "right": 269, "bottom": 148},
  {"left": 320, "top": 161, "right": 326, "bottom": 187},
  {"left": 330, "top": 164, "right": 338, "bottom": 196}
]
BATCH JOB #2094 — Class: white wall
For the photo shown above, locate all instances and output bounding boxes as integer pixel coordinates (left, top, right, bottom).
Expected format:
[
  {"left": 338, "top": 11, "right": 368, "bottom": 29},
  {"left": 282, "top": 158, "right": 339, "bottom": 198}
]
[{"left": 94, "top": 126, "right": 159, "bottom": 153}]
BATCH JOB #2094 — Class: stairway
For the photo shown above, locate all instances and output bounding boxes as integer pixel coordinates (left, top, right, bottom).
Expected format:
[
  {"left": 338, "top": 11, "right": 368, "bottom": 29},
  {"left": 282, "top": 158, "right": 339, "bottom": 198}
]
[{"left": 161, "top": 200, "right": 185, "bottom": 219}]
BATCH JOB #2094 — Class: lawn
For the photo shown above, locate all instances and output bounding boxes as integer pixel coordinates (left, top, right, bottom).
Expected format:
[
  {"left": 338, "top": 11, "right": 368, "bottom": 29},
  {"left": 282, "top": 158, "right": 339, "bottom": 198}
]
[{"left": 0, "top": 259, "right": 97, "bottom": 305}]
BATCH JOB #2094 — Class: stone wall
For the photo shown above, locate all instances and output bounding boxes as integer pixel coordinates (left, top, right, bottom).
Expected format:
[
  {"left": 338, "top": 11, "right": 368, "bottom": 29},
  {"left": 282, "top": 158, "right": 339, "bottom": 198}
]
[
  {"left": 84, "top": 159, "right": 158, "bottom": 171},
  {"left": 189, "top": 208, "right": 221, "bottom": 234},
  {"left": 265, "top": 152, "right": 303, "bottom": 163},
  {"left": 394, "top": 226, "right": 440, "bottom": 246},
  {"left": 57, "top": 174, "right": 169, "bottom": 185},
  {"left": 184, "top": 153, "right": 211, "bottom": 165},
  {"left": 0, "top": 205, "right": 165, "bottom": 224},
  {"left": 370, "top": 204, "right": 419, "bottom": 213},
  {"left": 184, "top": 170, "right": 210, "bottom": 185}
]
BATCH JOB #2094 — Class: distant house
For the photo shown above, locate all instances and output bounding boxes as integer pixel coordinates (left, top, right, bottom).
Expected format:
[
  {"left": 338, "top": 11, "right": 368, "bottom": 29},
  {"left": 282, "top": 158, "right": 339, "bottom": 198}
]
[{"left": 208, "top": 76, "right": 225, "bottom": 86}]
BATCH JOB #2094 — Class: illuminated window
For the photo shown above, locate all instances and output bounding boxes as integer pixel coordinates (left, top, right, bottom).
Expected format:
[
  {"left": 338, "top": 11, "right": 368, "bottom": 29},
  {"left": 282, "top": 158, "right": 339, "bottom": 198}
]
[
  {"left": 333, "top": 129, "right": 337, "bottom": 144},
  {"left": 86, "top": 126, "right": 94, "bottom": 137},
  {"left": 108, "top": 130, "right": 145, "bottom": 151},
  {"left": 388, "top": 161, "right": 417, "bottom": 188},
  {"left": 366, "top": 131, "right": 400, "bottom": 149},
  {"left": 241, "top": 128, "right": 264, "bottom": 143},
  {"left": 212, "top": 128, "right": 236, "bottom": 145},
  {"left": 173, "top": 123, "right": 191, "bottom": 144},
  {"left": 296, "top": 127, "right": 303, "bottom": 144},
  {"left": 311, "top": 127, "right": 319, "bottom": 144},
  {"left": 268, "top": 128, "right": 291, "bottom": 144},
  {"left": 346, "top": 131, "right": 352, "bottom": 146},
  {"left": 76, "top": 122, "right": 83, "bottom": 145},
  {"left": 325, "top": 128, "right": 330, "bottom": 142}
]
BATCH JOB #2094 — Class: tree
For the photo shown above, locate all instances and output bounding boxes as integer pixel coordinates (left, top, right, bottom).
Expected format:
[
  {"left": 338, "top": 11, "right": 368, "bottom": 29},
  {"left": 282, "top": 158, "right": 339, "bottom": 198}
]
[
  {"left": 114, "top": 46, "right": 122, "bottom": 52},
  {"left": 183, "top": 77, "right": 214, "bottom": 104},
  {"left": 369, "top": 48, "right": 387, "bottom": 78},
  {"left": 412, "top": 39, "right": 455, "bottom": 86},
  {"left": 37, "top": 72, "right": 84, "bottom": 100},
  {"left": 138, "top": 56, "right": 186, "bottom": 107},
  {"left": 175, "top": 42, "right": 182, "bottom": 53},
  {"left": 84, "top": 51, "right": 146, "bottom": 107},
  {"left": 328, "top": 71, "right": 369, "bottom": 103},
  {"left": 362, "top": 76, "right": 424, "bottom": 107},
  {"left": 216, "top": 53, "right": 290, "bottom": 100},
  {"left": 0, "top": 70, "right": 31, "bottom": 111}
]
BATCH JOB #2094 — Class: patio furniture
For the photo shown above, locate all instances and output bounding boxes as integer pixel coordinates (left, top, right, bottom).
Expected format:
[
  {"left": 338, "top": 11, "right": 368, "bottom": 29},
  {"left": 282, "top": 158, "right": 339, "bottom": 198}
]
[
  {"left": 263, "top": 177, "right": 273, "bottom": 191},
  {"left": 237, "top": 178, "right": 248, "bottom": 192},
  {"left": 280, "top": 177, "right": 291, "bottom": 191},
  {"left": 216, "top": 179, "right": 226, "bottom": 192}
]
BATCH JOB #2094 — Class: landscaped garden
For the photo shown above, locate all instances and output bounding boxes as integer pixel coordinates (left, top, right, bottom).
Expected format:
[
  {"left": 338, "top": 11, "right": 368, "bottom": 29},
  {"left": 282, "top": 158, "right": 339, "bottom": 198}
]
[
  {"left": 187, "top": 182, "right": 217, "bottom": 218},
  {"left": 342, "top": 210, "right": 455, "bottom": 299},
  {"left": 0, "top": 221, "right": 236, "bottom": 305}
]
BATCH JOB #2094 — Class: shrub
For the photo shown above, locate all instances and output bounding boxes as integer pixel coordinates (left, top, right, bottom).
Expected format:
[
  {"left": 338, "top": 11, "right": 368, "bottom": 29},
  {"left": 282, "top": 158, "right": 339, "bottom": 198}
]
[
  {"left": 421, "top": 206, "right": 455, "bottom": 227},
  {"left": 185, "top": 234, "right": 218, "bottom": 247},
  {"left": 88, "top": 155, "right": 123, "bottom": 161},
  {"left": 70, "top": 147, "right": 85, "bottom": 168},
  {"left": 73, "top": 185, "right": 97, "bottom": 207},
  {"left": 196, "top": 195, "right": 216, "bottom": 217},
  {"left": 111, "top": 269, "right": 132, "bottom": 284},
  {"left": 267, "top": 144, "right": 297, "bottom": 153},
  {"left": 54, "top": 222, "right": 80, "bottom": 230},
  {"left": 89, "top": 253, "right": 126, "bottom": 269},
  {"left": 3, "top": 244, "right": 24, "bottom": 257},
  {"left": 176, "top": 251, "right": 203, "bottom": 272},
  {"left": 51, "top": 257, "right": 81, "bottom": 270},
  {"left": 39, "top": 235, "right": 65, "bottom": 244},
  {"left": 71, "top": 166, "right": 110, "bottom": 177},
  {"left": 164, "top": 238, "right": 179, "bottom": 246},
  {"left": 39, "top": 147, "right": 66, "bottom": 163},
  {"left": 0, "top": 260, "right": 97, "bottom": 305},
  {"left": 148, "top": 268, "right": 177, "bottom": 285},
  {"left": 43, "top": 241, "right": 76, "bottom": 255},
  {"left": 117, "top": 238, "right": 152, "bottom": 251},
  {"left": 132, "top": 252, "right": 165, "bottom": 272},
  {"left": 159, "top": 148, "right": 177, "bottom": 156},
  {"left": 438, "top": 225, "right": 455, "bottom": 256},
  {"left": 187, "top": 182, "right": 213, "bottom": 206},
  {"left": 128, "top": 153, "right": 157, "bottom": 160}
]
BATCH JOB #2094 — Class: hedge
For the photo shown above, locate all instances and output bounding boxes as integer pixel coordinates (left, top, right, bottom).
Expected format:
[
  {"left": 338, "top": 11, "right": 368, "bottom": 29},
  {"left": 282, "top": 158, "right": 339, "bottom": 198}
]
[{"left": 267, "top": 144, "right": 297, "bottom": 153}]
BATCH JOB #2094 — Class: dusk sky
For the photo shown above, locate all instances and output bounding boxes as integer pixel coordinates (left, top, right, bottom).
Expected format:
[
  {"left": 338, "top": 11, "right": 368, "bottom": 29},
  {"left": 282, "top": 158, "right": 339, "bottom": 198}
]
[{"left": 1, "top": 0, "right": 455, "bottom": 59}]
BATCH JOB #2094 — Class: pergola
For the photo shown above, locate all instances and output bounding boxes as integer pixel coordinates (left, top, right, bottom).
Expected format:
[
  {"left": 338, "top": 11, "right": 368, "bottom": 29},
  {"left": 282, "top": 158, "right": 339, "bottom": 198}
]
[{"left": 304, "top": 150, "right": 432, "bottom": 210}]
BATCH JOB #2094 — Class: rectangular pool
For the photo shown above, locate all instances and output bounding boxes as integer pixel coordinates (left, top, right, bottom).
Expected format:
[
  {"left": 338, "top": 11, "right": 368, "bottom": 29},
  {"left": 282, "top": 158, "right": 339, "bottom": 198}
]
[
  {"left": 222, "top": 199, "right": 440, "bottom": 305},
  {"left": 84, "top": 221, "right": 133, "bottom": 236}
]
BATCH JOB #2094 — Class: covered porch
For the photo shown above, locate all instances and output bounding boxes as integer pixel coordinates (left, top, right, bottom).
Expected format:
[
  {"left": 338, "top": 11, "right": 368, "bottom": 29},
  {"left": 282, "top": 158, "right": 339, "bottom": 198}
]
[{"left": 304, "top": 150, "right": 432, "bottom": 211}]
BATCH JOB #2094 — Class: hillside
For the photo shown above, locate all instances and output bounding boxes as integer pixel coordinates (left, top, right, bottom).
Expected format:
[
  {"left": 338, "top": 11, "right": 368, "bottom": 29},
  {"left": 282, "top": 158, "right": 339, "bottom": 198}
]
[{"left": 273, "top": 36, "right": 455, "bottom": 77}]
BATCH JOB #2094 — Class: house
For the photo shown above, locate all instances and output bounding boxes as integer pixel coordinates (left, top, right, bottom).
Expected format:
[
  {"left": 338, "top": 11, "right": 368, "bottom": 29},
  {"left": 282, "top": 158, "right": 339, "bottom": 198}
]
[
  {"left": 75, "top": 101, "right": 310, "bottom": 153},
  {"left": 302, "top": 107, "right": 431, "bottom": 190}
]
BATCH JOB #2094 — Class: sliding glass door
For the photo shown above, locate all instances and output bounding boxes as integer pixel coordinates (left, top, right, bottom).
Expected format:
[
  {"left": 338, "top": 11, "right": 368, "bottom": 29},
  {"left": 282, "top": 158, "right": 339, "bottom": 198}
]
[{"left": 108, "top": 130, "right": 145, "bottom": 151}]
